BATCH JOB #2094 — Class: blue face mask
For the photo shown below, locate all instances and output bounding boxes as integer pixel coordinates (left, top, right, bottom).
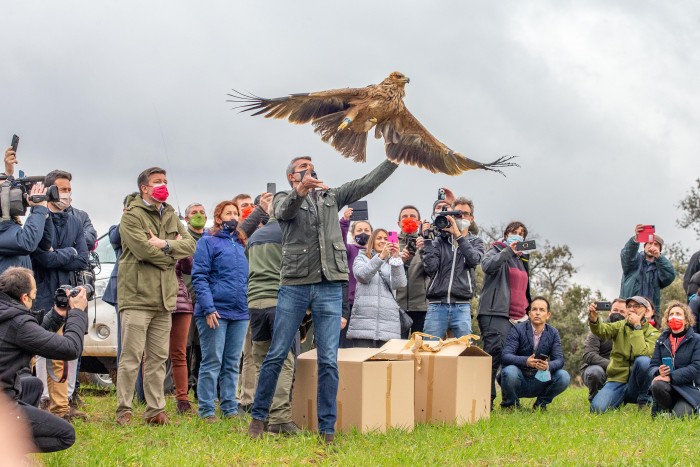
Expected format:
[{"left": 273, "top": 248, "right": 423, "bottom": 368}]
[
  {"left": 222, "top": 219, "right": 239, "bottom": 234},
  {"left": 505, "top": 234, "right": 524, "bottom": 244}
]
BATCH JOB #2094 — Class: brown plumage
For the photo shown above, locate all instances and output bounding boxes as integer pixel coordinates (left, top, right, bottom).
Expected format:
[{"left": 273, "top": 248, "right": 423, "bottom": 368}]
[{"left": 228, "top": 71, "right": 517, "bottom": 176}]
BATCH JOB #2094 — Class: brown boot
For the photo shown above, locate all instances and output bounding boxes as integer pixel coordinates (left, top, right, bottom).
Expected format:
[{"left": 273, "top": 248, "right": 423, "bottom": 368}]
[
  {"left": 116, "top": 412, "right": 132, "bottom": 426},
  {"left": 145, "top": 412, "right": 169, "bottom": 425},
  {"left": 176, "top": 400, "right": 193, "bottom": 414},
  {"left": 247, "top": 419, "right": 267, "bottom": 439},
  {"left": 68, "top": 406, "right": 87, "bottom": 421},
  {"left": 322, "top": 433, "right": 334, "bottom": 445}
]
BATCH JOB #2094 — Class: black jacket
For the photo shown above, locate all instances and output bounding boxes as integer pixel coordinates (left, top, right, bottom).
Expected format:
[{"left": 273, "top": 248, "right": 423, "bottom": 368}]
[
  {"left": 0, "top": 292, "right": 87, "bottom": 400},
  {"left": 422, "top": 233, "right": 484, "bottom": 303},
  {"left": 502, "top": 321, "right": 565, "bottom": 378},
  {"left": 649, "top": 327, "right": 700, "bottom": 408}
]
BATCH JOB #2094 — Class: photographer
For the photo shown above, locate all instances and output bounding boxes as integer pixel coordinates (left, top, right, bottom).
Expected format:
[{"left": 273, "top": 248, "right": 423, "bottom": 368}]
[
  {"left": 422, "top": 197, "right": 484, "bottom": 339},
  {"left": 0, "top": 183, "right": 53, "bottom": 274},
  {"left": 31, "top": 176, "right": 88, "bottom": 420},
  {"left": 0, "top": 267, "right": 88, "bottom": 452}
]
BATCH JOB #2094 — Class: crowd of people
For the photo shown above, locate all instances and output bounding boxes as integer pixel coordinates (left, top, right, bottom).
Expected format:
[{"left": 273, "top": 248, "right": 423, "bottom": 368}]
[{"left": 1, "top": 144, "right": 700, "bottom": 455}]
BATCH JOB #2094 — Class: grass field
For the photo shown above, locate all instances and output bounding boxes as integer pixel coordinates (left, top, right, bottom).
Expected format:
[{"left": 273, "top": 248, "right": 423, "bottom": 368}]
[{"left": 41, "top": 385, "right": 700, "bottom": 466}]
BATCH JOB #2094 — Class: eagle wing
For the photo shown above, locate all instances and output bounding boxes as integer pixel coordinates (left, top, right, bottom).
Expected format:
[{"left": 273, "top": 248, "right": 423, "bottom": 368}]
[
  {"left": 228, "top": 87, "right": 365, "bottom": 124},
  {"left": 376, "top": 108, "right": 518, "bottom": 176}
]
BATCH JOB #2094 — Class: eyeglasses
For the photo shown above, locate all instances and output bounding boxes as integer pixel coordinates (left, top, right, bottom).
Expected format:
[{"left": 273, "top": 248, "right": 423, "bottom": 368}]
[{"left": 628, "top": 304, "right": 645, "bottom": 309}]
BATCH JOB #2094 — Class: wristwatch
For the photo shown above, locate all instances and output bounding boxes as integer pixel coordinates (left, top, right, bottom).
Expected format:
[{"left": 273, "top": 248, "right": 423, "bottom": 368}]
[
  {"left": 633, "top": 324, "right": 642, "bottom": 331},
  {"left": 161, "top": 240, "right": 171, "bottom": 254}
]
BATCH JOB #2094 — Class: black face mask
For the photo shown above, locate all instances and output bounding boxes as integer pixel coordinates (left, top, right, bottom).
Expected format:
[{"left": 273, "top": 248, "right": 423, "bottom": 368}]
[
  {"left": 609, "top": 313, "right": 625, "bottom": 323},
  {"left": 222, "top": 219, "right": 239, "bottom": 234},
  {"left": 354, "top": 233, "right": 370, "bottom": 246},
  {"left": 296, "top": 169, "right": 318, "bottom": 181}
]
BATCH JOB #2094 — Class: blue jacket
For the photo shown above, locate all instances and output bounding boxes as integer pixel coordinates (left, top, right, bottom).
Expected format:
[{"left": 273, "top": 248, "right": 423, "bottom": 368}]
[
  {"left": 649, "top": 327, "right": 700, "bottom": 408},
  {"left": 620, "top": 237, "right": 676, "bottom": 312},
  {"left": 0, "top": 205, "right": 52, "bottom": 274},
  {"left": 502, "top": 321, "right": 565, "bottom": 377},
  {"left": 30, "top": 211, "right": 89, "bottom": 313},
  {"left": 192, "top": 230, "right": 249, "bottom": 321},
  {"left": 102, "top": 224, "right": 122, "bottom": 307}
]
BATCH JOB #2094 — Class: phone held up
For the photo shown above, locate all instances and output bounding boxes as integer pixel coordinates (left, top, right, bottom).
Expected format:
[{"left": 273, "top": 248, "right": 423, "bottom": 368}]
[
  {"left": 10, "top": 134, "right": 19, "bottom": 153},
  {"left": 595, "top": 302, "right": 612, "bottom": 311},
  {"left": 636, "top": 225, "right": 655, "bottom": 244},
  {"left": 266, "top": 182, "right": 276, "bottom": 195},
  {"left": 387, "top": 231, "right": 398, "bottom": 244},
  {"left": 349, "top": 200, "right": 369, "bottom": 221},
  {"left": 514, "top": 240, "right": 536, "bottom": 252}
]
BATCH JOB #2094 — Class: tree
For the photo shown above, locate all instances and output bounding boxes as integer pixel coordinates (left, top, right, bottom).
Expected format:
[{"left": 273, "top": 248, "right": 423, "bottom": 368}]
[
  {"left": 529, "top": 242, "right": 578, "bottom": 300},
  {"left": 677, "top": 178, "right": 700, "bottom": 239},
  {"left": 660, "top": 241, "right": 689, "bottom": 312}
]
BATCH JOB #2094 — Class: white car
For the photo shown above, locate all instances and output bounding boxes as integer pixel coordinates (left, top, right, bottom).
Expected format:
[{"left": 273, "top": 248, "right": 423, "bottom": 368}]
[{"left": 80, "top": 232, "right": 119, "bottom": 387}]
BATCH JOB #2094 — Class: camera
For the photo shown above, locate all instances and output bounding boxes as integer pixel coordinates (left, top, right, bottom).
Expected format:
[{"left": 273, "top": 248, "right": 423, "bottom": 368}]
[
  {"left": 0, "top": 175, "right": 59, "bottom": 219},
  {"left": 433, "top": 208, "right": 463, "bottom": 230},
  {"left": 54, "top": 284, "right": 94, "bottom": 308}
]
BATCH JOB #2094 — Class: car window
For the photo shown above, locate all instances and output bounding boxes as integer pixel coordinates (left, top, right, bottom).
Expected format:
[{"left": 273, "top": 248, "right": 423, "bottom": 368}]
[{"left": 94, "top": 232, "right": 117, "bottom": 264}]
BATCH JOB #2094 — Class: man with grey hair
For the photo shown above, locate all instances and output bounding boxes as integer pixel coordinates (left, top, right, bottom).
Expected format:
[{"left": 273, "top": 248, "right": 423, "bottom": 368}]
[{"left": 248, "top": 156, "right": 399, "bottom": 443}]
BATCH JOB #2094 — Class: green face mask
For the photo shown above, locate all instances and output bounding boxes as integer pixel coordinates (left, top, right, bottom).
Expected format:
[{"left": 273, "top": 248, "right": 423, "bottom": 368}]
[{"left": 188, "top": 212, "right": 206, "bottom": 229}]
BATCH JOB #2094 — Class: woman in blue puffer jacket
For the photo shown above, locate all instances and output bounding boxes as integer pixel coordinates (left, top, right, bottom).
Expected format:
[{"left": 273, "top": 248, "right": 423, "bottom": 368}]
[{"left": 192, "top": 200, "right": 249, "bottom": 421}]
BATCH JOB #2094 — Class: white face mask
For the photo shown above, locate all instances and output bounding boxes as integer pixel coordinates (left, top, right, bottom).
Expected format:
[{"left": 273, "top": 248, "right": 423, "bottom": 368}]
[
  {"left": 455, "top": 219, "right": 471, "bottom": 232},
  {"left": 52, "top": 192, "right": 72, "bottom": 211}
]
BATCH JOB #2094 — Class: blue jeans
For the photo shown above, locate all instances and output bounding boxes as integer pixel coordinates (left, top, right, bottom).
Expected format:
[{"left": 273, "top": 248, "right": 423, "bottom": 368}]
[
  {"left": 251, "top": 282, "right": 342, "bottom": 434},
  {"left": 590, "top": 356, "right": 652, "bottom": 413},
  {"left": 423, "top": 303, "right": 472, "bottom": 338},
  {"left": 500, "top": 365, "right": 571, "bottom": 408},
  {"left": 196, "top": 316, "right": 249, "bottom": 417}
]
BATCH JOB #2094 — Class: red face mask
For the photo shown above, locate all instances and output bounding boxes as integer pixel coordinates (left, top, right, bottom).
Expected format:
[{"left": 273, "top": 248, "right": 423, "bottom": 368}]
[
  {"left": 240, "top": 205, "right": 255, "bottom": 220},
  {"left": 668, "top": 317, "right": 685, "bottom": 332},
  {"left": 151, "top": 184, "right": 169, "bottom": 203},
  {"left": 401, "top": 217, "right": 420, "bottom": 235}
]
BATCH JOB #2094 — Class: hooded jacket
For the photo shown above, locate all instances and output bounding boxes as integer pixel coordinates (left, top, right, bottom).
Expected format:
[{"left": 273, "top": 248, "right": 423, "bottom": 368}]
[
  {"left": 422, "top": 233, "right": 484, "bottom": 303},
  {"left": 117, "top": 194, "right": 195, "bottom": 312},
  {"left": 0, "top": 205, "right": 52, "bottom": 274},
  {"left": 649, "top": 327, "right": 700, "bottom": 409},
  {"left": 589, "top": 318, "right": 659, "bottom": 383},
  {"left": 31, "top": 211, "right": 89, "bottom": 313},
  {"left": 477, "top": 243, "right": 532, "bottom": 318},
  {"left": 192, "top": 229, "right": 248, "bottom": 321},
  {"left": 0, "top": 292, "right": 87, "bottom": 400}
]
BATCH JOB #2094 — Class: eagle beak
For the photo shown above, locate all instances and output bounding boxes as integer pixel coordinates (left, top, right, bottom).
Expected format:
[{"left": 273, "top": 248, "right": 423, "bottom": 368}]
[{"left": 404, "top": 77, "right": 410, "bottom": 84}]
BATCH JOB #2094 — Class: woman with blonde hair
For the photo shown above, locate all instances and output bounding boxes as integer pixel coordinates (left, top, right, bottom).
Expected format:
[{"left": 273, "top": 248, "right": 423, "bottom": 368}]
[
  {"left": 346, "top": 229, "right": 406, "bottom": 348},
  {"left": 648, "top": 300, "right": 700, "bottom": 417}
]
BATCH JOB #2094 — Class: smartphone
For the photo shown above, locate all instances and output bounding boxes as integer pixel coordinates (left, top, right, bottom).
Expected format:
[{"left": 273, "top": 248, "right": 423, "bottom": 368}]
[
  {"left": 514, "top": 240, "right": 536, "bottom": 251},
  {"left": 535, "top": 354, "right": 549, "bottom": 361},
  {"left": 266, "top": 182, "right": 276, "bottom": 195},
  {"left": 662, "top": 357, "right": 674, "bottom": 372},
  {"left": 10, "top": 134, "right": 19, "bottom": 152},
  {"left": 349, "top": 200, "right": 369, "bottom": 221},
  {"left": 387, "top": 231, "right": 398, "bottom": 244},
  {"left": 595, "top": 301, "right": 612, "bottom": 311},
  {"left": 636, "top": 225, "right": 655, "bottom": 244}
]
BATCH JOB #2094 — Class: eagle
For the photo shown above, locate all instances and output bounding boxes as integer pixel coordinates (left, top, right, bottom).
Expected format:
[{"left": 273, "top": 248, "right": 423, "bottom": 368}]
[{"left": 228, "top": 72, "right": 517, "bottom": 176}]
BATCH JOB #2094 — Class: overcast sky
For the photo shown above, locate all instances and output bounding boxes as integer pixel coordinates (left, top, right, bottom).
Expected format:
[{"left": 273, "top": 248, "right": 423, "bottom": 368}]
[{"left": 2, "top": 1, "right": 698, "bottom": 300}]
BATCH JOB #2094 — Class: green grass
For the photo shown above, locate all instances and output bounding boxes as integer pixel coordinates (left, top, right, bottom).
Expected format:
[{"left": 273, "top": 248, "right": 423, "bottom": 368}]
[{"left": 41, "top": 386, "right": 700, "bottom": 466}]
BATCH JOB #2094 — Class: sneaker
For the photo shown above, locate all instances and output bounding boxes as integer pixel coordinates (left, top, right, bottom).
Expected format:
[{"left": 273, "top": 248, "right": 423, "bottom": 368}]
[
  {"left": 176, "top": 400, "right": 194, "bottom": 414},
  {"left": 238, "top": 403, "right": 252, "bottom": 414},
  {"left": 116, "top": 412, "right": 132, "bottom": 426},
  {"left": 247, "top": 419, "right": 267, "bottom": 439},
  {"left": 145, "top": 412, "right": 169, "bottom": 425},
  {"left": 69, "top": 394, "right": 85, "bottom": 409},
  {"left": 69, "top": 406, "right": 88, "bottom": 420},
  {"left": 202, "top": 415, "right": 217, "bottom": 423},
  {"left": 267, "top": 422, "right": 301, "bottom": 435},
  {"left": 532, "top": 403, "right": 547, "bottom": 412}
]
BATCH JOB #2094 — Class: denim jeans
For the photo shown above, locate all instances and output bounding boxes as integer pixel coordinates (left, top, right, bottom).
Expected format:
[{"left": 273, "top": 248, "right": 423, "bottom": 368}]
[
  {"left": 196, "top": 316, "right": 249, "bottom": 417},
  {"left": 251, "top": 282, "right": 342, "bottom": 434},
  {"left": 423, "top": 303, "right": 472, "bottom": 338},
  {"left": 590, "top": 356, "right": 652, "bottom": 413},
  {"left": 500, "top": 365, "right": 571, "bottom": 408}
]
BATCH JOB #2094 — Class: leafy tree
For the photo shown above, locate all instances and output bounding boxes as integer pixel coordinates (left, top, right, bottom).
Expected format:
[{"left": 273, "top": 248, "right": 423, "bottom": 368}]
[
  {"left": 677, "top": 178, "right": 700, "bottom": 239},
  {"left": 529, "top": 242, "right": 578, "bottom": 300}
]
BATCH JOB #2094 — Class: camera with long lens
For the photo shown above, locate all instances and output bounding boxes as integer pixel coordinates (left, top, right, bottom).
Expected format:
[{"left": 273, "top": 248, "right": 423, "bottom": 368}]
[
  {"left": 0, "top": 175, "right": 59, "bottom": 220},
  {"left": 433, "top": 208, "right": 463, "bottom": 230},
  {"left": 54, "top": 284, "right": 95, "bottom": 309}
]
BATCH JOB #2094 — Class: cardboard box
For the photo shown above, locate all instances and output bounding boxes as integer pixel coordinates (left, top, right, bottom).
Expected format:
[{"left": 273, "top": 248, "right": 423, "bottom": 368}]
[
  {"left": 291, "top": 348, "right": 414, "bottom": 433},
  {"left": 374, "top": 339, "right": 492, "bottom": 425}
]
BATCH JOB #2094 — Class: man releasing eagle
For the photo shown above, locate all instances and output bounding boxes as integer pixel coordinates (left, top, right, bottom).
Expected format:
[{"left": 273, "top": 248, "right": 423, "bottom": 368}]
[{"left": 228, "top": 72, "right": 517, "bottom": 176}]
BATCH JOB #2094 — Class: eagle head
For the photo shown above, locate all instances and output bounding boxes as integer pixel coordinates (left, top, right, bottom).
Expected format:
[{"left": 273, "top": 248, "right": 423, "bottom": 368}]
[{"left": 385, "top": 71, "right": 410, "bottom": 86}]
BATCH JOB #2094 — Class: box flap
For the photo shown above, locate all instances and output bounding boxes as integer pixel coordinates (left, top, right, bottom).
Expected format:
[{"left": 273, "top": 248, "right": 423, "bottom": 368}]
[
  {"left": 297, "top": 349, "right": 318, "bottom": 361},
  {"left": 373, "top": 338, "right": 486, "bottom": 360},
  {"left": 338, "top": 348, "right": 382, "bottom": 362}
]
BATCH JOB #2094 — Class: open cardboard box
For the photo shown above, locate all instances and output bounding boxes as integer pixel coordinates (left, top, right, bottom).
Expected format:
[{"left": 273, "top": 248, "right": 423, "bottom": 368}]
[
  {"left": 373, "top": 339, "right": 492, "bottom": 425},
  {"left": 291, "top": 347, "right": 414, "bottom": 433}
]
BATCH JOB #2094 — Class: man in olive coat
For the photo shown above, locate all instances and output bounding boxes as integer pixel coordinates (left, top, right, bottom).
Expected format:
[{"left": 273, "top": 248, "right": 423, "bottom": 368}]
[{"left": 115, "top": 167, "right": 195, "bottom": 425}]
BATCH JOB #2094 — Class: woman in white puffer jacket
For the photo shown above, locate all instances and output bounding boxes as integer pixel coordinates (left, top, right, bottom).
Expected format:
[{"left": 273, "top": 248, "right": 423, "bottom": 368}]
[{"left": 347, "top": 229, "right": 407, "bottom": 348}]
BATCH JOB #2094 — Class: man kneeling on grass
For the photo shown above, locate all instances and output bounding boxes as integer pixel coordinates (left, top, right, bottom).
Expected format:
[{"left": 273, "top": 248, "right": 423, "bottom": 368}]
[
  {"left": 588, "top": 296, "right": 659, "bottom": 413},
  {"left": 498, "top": 296, "right": 570, "bottom": 411}
]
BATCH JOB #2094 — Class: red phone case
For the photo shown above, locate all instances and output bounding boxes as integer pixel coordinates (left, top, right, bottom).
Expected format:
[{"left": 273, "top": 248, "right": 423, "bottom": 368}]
[{"left": 636, "top": 225, "right": 655, "bottom": 243}]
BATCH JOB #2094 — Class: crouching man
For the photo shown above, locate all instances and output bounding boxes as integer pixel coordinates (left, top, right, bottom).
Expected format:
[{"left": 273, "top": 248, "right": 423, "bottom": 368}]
[
  {"left": 499, "top": 296, "right": 570, "bottom": 411},
  {"left": 0, "top": 267, "right": 88, "bottom": 453}
]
